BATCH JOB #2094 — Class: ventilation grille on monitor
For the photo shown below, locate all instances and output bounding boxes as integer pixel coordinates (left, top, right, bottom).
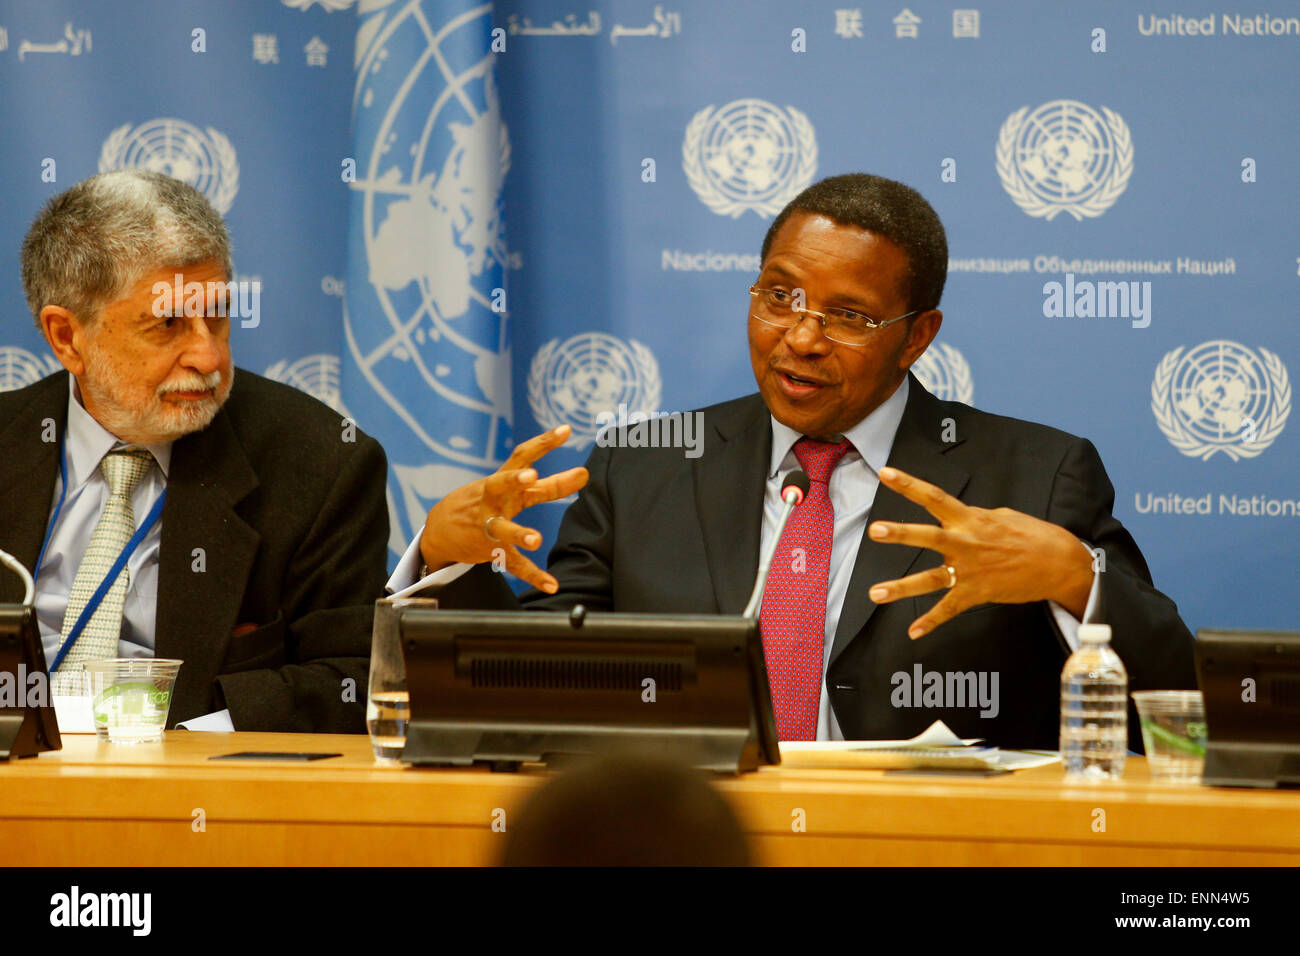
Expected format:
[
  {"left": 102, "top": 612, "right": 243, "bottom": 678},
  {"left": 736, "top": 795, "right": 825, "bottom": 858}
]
[{"left": 468, "top": 656, "right": 683, "bottom": 692}]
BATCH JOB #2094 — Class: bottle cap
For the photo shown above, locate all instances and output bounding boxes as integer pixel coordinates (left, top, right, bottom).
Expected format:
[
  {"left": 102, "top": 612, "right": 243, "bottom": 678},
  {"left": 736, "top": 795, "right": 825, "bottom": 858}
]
[{"left": 1078, "top": 623, "right": 1113, "bottom": 644}]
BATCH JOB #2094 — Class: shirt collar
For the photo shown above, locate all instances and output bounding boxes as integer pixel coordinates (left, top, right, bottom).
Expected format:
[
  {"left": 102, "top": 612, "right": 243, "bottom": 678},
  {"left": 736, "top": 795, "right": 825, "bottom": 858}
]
[
  {"left": 768, "top": 374, "right": 910, "bottom": 479},
  {"left": 65, "top": 373, "right": 173, "bottom": 488}
]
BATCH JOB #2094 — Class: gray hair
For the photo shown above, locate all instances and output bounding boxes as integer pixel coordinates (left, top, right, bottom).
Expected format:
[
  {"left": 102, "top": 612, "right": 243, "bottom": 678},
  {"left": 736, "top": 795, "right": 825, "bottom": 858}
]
[{"left": 20, "top": 169, "right": 233, "bottom": 330}]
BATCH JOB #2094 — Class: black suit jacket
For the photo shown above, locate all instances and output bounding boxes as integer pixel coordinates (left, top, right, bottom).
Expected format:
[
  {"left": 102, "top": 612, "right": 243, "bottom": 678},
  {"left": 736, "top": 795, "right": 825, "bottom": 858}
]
[
  {"left": 441, "top": 373, "right": 1197, "bottom": 750},
  {"left": 0, "top": 369, "right": 387, "bottom": 732}
]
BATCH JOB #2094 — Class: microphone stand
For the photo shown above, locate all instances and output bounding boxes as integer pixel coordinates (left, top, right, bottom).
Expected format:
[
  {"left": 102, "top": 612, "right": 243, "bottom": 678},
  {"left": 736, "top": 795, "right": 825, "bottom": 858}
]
[{"left": 743, "top": 472, "right": 809, "bottom": 618}]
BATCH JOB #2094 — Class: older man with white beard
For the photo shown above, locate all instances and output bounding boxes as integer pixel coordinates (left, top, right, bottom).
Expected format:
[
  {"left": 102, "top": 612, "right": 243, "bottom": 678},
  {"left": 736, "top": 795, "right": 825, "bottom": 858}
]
[{"left": 0, "top": 170, "right": 387, "bottom": 732}]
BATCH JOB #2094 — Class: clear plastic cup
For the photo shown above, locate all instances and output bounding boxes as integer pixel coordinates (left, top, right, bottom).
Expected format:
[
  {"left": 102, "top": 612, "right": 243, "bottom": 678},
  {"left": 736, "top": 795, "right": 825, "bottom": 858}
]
[
  {"left": 1132, "top": 690, "right": 1207, "bottom": 783},
  {"left": 83, "top": 659, "right": 183, "bottom": 744}
]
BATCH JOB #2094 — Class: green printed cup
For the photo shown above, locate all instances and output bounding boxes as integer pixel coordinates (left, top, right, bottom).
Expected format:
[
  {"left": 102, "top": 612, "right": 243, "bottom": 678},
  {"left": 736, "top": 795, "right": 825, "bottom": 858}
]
[
  {"left": 1132, "top": 690, "right": 1207, "bottom": 784},
  {"left": 83, "top": 659, "right": 183, "bottom": 744}
]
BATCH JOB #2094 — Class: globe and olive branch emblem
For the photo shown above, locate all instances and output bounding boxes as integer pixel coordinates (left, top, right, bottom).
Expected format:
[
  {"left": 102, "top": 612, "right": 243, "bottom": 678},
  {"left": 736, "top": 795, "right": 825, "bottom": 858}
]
[
  {"left": 997, "top": 100, "right": 1132, "bottom": 220},
  {"left": 1152, "top": 340, "right": 1290, "bottom": 461},
  {"left": 99, "top": 118, "right": 239, "bottom": 215},
  {"left": 911, "top": 343, "right": 974, "bottom": 405},
  {"left": 528, "top": 333, "right": 662, "bottom": 450},
  {"left": 683, "top": 98, "right": 818, "bottom": 218},
  {"left": 0, "top": 347, "right": 62, "bottom": 393}
]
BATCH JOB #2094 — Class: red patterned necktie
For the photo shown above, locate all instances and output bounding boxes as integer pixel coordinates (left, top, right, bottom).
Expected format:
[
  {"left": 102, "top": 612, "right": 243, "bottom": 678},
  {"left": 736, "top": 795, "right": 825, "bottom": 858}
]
[{"left": 760, "top": 436, "right": 853, "bottom": 740}]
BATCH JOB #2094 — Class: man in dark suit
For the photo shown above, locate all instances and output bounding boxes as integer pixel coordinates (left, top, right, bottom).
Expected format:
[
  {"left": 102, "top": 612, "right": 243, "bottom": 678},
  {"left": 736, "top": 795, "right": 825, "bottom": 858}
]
[
  {"left": 2, "top": 170, "right": 386, "bottom": 732},
  {"left": 406, "top": 173, "right": 1197, "bottom": 749}
]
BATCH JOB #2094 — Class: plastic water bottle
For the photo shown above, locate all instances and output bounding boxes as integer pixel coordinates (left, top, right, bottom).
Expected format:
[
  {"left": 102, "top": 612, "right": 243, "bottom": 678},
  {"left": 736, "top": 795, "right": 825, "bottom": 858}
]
[{"left": 1060, "top": 623, "right": 1128, "bottom": 778}]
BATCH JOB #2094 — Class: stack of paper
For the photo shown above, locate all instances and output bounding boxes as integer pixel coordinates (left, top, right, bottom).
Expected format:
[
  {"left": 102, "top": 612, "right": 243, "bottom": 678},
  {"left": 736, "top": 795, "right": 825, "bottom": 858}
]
[{"left": 778, "top": 720, "right": 1061, "bottom": 772}]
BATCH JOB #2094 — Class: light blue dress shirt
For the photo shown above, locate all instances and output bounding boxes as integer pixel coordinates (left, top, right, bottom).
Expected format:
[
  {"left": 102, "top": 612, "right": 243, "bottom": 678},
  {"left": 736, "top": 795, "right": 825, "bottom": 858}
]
[{"left": 34, "top": 375, "right": 170, "bottom": 666}]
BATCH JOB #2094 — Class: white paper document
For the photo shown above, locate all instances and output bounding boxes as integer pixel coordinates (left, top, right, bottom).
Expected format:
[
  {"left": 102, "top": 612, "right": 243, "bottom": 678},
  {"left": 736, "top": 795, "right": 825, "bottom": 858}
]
[
  {"left": 781, "top": 720, "right": 982, "bottom": 751},
  {"left": 175, "top": 709, "right": 235, "bottom": 732},
  {"left": 51, "top": 697, "right": 236, "bottom": 734},
  {"left": 51, "top": 695, "right": 96, "bottom": 733},
  {"left": 779, "top": 720, "right": 1062, "bottom": 772}
]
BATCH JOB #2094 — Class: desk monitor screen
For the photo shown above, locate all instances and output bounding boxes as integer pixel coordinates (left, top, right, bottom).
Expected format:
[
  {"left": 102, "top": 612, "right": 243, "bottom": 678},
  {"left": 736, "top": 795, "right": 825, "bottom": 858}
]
[
  {"left": 399, "top": 607, "right": 780, "bottom": 773},
  {"left": 1196, "top": 629, "right": 1300, "bottom": 788},
  {"left": 0, "top": 604, "right": 61, "bottom": 760}
]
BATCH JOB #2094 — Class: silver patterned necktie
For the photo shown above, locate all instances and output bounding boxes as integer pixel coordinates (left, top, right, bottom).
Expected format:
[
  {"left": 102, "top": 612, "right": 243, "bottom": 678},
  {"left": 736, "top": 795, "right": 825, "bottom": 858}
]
[{"left": 54, "top": 448, "right": 155, "bottom": 692}]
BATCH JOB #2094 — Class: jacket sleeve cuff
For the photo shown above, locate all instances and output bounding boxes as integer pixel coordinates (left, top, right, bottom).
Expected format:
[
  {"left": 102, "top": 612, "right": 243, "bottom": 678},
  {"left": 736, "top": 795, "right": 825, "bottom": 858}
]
[
  {"left": 385, "top": 531, "right": 473, "bottom": 597},
  {"left": 1047, "top": 539, "right": 1103, "bottom": 653}
]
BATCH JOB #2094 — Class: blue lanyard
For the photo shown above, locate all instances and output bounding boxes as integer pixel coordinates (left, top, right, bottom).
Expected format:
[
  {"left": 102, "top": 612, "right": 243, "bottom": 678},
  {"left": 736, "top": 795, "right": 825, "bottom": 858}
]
[
  {"left": 34, "top": 447, "right": 71, "bottom": 579},
  {"left": 39, "top": 445, "right": 166, "bottom": 673}
]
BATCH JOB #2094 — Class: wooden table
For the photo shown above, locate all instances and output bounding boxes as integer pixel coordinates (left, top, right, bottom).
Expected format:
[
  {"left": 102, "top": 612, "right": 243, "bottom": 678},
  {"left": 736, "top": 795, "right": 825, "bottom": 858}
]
[{"left": 2, "top": 732, "right": 1297, "bottom": 865}]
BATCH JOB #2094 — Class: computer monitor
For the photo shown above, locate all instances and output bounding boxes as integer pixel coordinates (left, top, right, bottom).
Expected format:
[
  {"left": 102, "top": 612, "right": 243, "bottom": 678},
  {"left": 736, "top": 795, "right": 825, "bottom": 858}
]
[
  {"left": 399, "top": 605, "right": 780, "bottom": 773},
  {"left": 1196, "top": 629, "right": 1300, "bottom": 788},
  {"left": 0, "top": 604, "right": 61, "bottom": 760}
]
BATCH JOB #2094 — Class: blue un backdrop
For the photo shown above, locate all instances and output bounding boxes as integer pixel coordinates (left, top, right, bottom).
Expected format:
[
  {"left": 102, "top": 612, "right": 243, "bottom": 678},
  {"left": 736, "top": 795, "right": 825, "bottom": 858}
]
[{"left": 0, "top": 0, "right": 1296, "bottom": 636}]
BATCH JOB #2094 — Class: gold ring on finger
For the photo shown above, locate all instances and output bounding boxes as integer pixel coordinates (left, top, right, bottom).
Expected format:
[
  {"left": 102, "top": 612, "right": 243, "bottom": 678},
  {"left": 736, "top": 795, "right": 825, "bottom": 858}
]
[{"left": 945, "top": 565, "right": 957, "bottom": 589}]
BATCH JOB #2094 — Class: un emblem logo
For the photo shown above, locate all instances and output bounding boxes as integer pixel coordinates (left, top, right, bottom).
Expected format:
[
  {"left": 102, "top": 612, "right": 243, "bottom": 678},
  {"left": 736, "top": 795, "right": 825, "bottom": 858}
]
[
  {"left": 265, "top": 354, "right": 348, "bottom": 415},
  {"left": 996, "top": 100, "right": 1132, "bottom": 220},
  {"left": 683, "top": 98, "right": 817, "bottom": 218},
  {"left": 1152, "top": 340, "right": 1290, "bottom": 461},
  {"left": 344, "top": 1, "right": 514, "bottom": 559},
  {"left": 911, "top": 343, "right": 974, "bottom": 404},
  {"left": 528, "top": 333, "right": 661, "bottom": 450},
  {"left": 99, "top": 118, "right": 239, "bottom": 214},
  {"left": 0, "top": 347, "right": 61, "bottom": 393}
]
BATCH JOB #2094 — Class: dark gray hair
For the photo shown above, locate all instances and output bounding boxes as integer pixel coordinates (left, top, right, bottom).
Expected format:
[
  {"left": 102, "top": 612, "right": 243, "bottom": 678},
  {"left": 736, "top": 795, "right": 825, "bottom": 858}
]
[{"left": 20, "top": 170, "right": 233, "bottom": 329}]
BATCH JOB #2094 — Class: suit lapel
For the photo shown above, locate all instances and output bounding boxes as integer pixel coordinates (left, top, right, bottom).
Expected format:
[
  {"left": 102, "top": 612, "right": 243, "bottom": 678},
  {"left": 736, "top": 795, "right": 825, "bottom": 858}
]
[
  {"left": 830, "top": 374, "right": 971, "bottom": 666},
  {"left": 154, "top": 404, "right": 260, "bottom": 715},
  {"left": 693, "top": 396, "right": 771, "bottom": 614},
  {"left": 0, "top": 374, "right": 67, "bottom": 602}
]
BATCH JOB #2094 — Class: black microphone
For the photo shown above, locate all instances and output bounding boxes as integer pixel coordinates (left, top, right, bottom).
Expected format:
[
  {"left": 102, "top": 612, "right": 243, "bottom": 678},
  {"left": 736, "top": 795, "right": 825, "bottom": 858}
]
[{"left": 743, "top": 470, "right": 811, "bottom": 618}]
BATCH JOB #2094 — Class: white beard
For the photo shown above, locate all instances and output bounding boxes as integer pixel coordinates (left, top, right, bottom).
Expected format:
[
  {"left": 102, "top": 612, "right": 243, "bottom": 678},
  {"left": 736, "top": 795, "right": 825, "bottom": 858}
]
[{"left": 78, "top": 343, "right": 233, "bottom": 445}]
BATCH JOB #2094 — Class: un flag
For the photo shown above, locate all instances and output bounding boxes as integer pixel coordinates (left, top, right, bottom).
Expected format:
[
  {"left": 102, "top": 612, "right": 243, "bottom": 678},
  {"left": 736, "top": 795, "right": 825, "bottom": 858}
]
[{"left": 341, "top": 1, "right": 512, "bottom": 563}]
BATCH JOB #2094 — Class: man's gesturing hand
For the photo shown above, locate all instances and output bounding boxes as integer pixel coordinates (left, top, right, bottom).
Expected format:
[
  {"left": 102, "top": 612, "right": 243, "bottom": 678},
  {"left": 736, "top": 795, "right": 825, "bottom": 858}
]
[
  {"left": 865, "top": 466, "right": 1094, "bottom": 639},
  {"left": 419, "top": 425, "right": 589, "bottom": 594}
]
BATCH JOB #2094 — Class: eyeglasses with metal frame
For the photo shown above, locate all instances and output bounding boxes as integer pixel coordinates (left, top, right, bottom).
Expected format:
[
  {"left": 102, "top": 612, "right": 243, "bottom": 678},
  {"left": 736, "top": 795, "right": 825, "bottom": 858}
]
[{"left": 748, "top": 284, "right": 919, "bottom": 346}]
